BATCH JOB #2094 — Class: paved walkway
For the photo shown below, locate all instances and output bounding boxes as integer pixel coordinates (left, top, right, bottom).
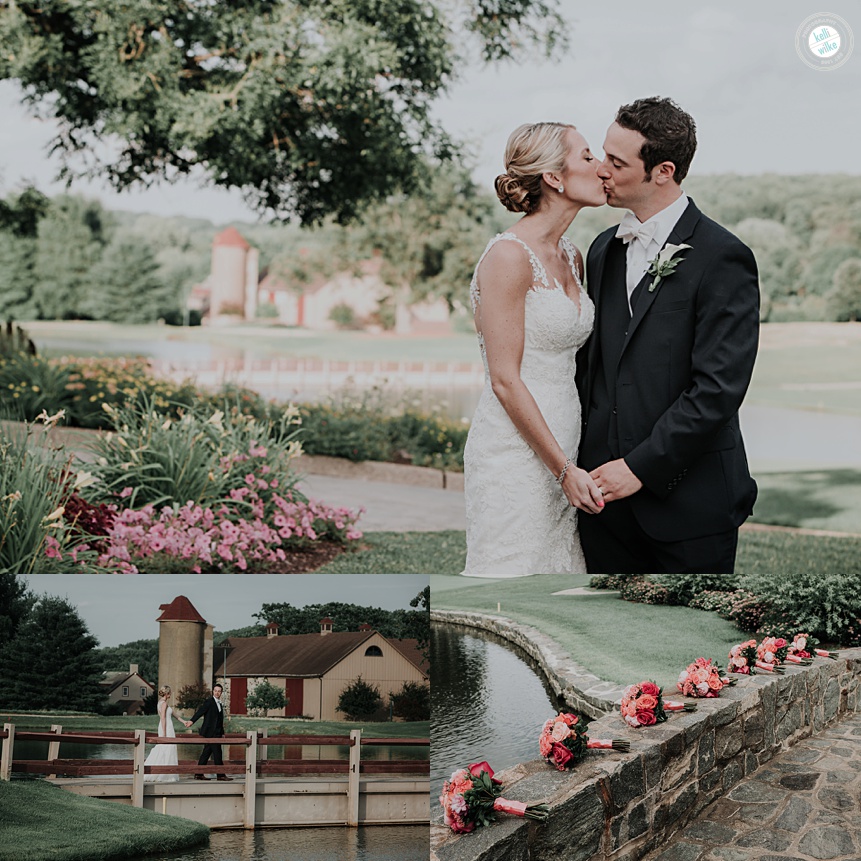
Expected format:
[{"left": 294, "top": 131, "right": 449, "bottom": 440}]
[
  {"left": 644, "top": 712, "right": 861, "bottom": 861},
  {"left": 296, "top": 473, "right": 466, "bottom": 532}
]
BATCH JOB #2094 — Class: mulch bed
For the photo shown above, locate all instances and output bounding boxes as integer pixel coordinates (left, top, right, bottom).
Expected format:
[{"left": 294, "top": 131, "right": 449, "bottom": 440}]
[{"left": 269, "top": 540, "right": 347, "bottom": 573}]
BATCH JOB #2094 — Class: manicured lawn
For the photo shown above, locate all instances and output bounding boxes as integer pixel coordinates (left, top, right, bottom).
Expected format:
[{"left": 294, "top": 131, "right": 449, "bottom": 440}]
[
  {"left": 750, "top": 469, "right": 861, "bottom": 533},
  {"left": 330, "top": 527, "right": 861, "bottom": 577},
  {"left": 0, "top": 779, "right": 209, "bottom": 861},
  {"left": 431, "top": 571, "right": 747, "bottom": 692},
  {"left": 0, "top": 713, "right": 429, "bottom": 739}
]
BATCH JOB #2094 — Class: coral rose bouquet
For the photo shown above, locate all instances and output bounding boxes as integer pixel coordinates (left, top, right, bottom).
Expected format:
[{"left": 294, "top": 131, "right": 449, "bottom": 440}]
[
  {"left": 677, "top": 658, "right": 732, "bottom": 698},
  {"left": 620, "top": 681, "right": 695, "bottom": 728},
  {"left": 756, "top": 637, "right": 788, "bottom": 673},
  {"left": 538, "top": 713, "right": 629, "bottom": 771},
  {"left": 439, "top": 762, "right": 549, "bottom": 834}
]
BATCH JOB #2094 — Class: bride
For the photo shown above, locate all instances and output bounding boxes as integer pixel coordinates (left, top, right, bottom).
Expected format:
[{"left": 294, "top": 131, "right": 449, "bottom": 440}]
[
  {"left": 144, "top": 685, "right": 183, "bottom": 782},
  {"left": 462, "top": 122, "right": 606, "bottom": 577}
]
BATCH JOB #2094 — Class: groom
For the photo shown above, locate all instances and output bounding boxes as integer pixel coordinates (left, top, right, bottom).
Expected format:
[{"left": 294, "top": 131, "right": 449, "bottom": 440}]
[
  {"left": 185, "top": 682, "right": 231, "bottom": 781},
  {"left": 577, "top": 96, "right": 759, "bottom": 574}
]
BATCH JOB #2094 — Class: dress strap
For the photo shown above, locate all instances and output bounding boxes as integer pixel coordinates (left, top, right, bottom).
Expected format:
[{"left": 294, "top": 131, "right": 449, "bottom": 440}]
[
  {"left": 470, "top": 233, "right": 552, "bottom": 311},
  {"left": 559, "top": 236, "right": 582, "bottom": 286}
]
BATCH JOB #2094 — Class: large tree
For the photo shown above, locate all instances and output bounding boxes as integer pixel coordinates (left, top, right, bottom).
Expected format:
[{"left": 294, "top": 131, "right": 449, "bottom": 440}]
[
  {"left": 0, "top": 594, "right": 104, "bottom": 712},
  {"left": 95, "top": 638, "right": 160, "bottom": 686},
  {"left": 0, "top": 185, "right": 49, "bottom": 318},
  {"left": 0, "top": 573, "right": 35, "bottom": 644},
  {"left": 0, "top": 0, "right": 565, "bottom": 223}
]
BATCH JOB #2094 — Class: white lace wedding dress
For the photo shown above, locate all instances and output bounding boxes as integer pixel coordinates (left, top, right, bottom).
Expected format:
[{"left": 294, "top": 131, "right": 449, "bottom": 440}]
[
  {"left": 462, "top": 233, "right": 594, "bottom": 577},
  {"left": 144, "top": 702, "right": 179, "bottom": 782}
]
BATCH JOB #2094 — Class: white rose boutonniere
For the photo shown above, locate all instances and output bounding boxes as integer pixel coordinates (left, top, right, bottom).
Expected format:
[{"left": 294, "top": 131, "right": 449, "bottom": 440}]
[{"left": 647, "top": 243, "right": 692, "bottom": 292}]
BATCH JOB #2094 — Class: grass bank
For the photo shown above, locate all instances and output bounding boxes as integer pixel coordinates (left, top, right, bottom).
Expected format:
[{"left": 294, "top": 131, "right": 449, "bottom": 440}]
[{"left": 0, "top": 779, "right": 208, "bottom": 861}]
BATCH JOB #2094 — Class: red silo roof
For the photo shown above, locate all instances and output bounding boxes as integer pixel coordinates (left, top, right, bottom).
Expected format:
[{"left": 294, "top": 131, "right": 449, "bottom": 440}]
[
  {"left": 157, "top": 596, "right": 207, "bottom": 624},
  {"left": 213, "top": 226, "right": 250, "bottom": 250}
]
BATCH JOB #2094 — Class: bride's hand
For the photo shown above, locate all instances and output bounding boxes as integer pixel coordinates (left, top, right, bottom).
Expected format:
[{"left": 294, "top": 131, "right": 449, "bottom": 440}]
[{"left": 561, "top": 467, "right": 605, "bottom": 514}]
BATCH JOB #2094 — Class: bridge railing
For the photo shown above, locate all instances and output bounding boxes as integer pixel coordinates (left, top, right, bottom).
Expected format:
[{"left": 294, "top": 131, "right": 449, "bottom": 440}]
[{"left": 1, "top": 722, "right": 429, "bottom": 827}]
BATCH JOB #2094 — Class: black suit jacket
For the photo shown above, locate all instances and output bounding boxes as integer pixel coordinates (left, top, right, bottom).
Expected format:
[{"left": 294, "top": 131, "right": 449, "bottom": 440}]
[
  {"left": 190, "top": 696, "right": 225, "bottom": 738},
  {"left": 578, "top": 198, "right": 759, "bottom": 541}
]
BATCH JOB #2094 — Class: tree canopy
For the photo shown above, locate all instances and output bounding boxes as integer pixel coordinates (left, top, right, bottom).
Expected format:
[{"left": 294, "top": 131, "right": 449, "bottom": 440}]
[{"left": 0, "top": 0, "right": 565, "bottom": 223}]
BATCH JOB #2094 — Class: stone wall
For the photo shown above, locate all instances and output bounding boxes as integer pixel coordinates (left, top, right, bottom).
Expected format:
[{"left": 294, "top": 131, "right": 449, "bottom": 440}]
[{"left": 431, "top": 614, "right": 861, "bottom": 861}]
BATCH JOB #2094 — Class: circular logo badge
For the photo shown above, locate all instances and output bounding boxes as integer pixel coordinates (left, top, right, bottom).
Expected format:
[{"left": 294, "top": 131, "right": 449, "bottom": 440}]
[{"left": 796, "top": 14, "right": 854, "bottom": 70}]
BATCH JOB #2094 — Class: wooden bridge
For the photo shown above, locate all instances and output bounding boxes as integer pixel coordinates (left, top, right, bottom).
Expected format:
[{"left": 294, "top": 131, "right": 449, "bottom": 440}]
[{"left": 1, "top": 723, "right": 429, "bottom": 829}]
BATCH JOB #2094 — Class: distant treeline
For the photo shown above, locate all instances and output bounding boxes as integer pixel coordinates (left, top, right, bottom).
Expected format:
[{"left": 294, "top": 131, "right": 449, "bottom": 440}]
[{"left": 1, "top": 174, "right": 860, "bottom": 325}]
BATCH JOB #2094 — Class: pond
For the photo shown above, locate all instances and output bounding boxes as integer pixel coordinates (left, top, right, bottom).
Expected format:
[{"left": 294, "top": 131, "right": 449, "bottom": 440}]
[
  {"left": 135, "top": 826, "right": 428, "bottom": 861},
  {"left": 430, "top": 624, "right": 563, "bottom": 812}
]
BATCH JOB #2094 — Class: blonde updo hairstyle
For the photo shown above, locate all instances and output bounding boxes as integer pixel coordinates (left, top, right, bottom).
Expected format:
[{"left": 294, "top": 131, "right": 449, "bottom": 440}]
[
  {"left": 495, "top": 122, "right": 576, "bottom": 214},
  {"left": 158, "top": 685, "right": 171, "bottom": 699}
]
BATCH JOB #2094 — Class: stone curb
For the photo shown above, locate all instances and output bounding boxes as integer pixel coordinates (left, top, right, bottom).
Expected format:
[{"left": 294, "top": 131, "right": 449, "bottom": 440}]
[
  {"left": 431, "top": 648, "right": 861, "bottom": 861},
  {"left": 431, "top": 609, "right": 626, "bottom": 718},
  {"left": 0, "top": 420, "right": 465, "bottom": 490}
]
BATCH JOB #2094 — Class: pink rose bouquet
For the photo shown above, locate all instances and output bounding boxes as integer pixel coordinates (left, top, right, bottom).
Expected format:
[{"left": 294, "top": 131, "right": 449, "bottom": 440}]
[
  {"left": 728, "top": 640, "right": 759, "bottom": 674},
  {"left": 620, "top": 681, "right": 695, "bottom": 728},
  {"left": 787, "top": 633, "right": 838, "bottom": 660},
  {"left": 756, "top": 637, "right": 788, "bottom": 673},
  {"left": 538, "top": 712, "right": 629, "bottom": 771},
  {"left": 439, "top": 762, "right": 549, "bottom": 834},
  {"left": 677, "top": 658, "right": 732, "bottom": 698}
]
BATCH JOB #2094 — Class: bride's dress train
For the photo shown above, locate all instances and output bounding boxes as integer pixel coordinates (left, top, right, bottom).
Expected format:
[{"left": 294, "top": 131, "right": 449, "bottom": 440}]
[{"left": 462, "top": 233, "right": 594, "bottom": 577}]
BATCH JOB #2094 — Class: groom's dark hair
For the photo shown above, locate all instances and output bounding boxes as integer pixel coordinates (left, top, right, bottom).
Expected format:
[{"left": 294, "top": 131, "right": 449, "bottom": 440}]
[{"left": 615, "top": 97, "right": 697, "bottom": 183}]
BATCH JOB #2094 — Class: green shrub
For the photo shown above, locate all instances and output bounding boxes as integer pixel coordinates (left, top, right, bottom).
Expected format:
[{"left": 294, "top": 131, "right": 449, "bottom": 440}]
[
  {"left": 741, "top": 570, "right": 861, "bottom": 646},
  {"left": 329, "top": 302, "right": 358, "bottom": 329},
  {"left": 687, "top": 588, "right": 769, "bottom": 634},
  {"left": 336, "top": 675, "right": 382, "bottom": 721},
  {"left": 0, "top": 352, "right": 72, "bottom": 420},
  {"left": 619, "top": 577, "right": 670, "bottom": 605},
  {"left": 245, "top": 680, "right": 288, "bottom": 716},
  {"left": 652, "top": 573, "right": 739, "bottom": 605},
  {"left": 389, "top": 681, "right": 430, "bottom": 721},
  {"left": 588, "top": 574, "right": 628, "bottom": 590}
]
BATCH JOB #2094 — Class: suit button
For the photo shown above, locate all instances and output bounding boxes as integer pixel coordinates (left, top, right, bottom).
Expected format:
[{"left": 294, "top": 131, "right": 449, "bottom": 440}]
[{"left": 612, "top": 407, "right": 617, "bottom": 415}]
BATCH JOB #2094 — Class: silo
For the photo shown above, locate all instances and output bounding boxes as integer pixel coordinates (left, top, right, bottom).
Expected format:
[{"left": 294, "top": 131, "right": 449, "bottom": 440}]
[
  {"left": 210, "top": 226, "right": 251, "bottom": 320},
  {"left": 156, "top": 596, "right": 208, "bottom": 712}
]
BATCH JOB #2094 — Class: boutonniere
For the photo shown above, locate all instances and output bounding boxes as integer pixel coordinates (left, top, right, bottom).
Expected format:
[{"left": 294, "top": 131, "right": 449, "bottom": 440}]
[{"left": 647, "top": 243, "right": 692, "bottom": 292}]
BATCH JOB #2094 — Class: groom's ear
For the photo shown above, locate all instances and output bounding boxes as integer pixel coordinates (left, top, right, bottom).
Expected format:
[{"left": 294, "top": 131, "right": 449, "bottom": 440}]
[{"left": 651, "top": 160, "right": 677, "bottom": 186}]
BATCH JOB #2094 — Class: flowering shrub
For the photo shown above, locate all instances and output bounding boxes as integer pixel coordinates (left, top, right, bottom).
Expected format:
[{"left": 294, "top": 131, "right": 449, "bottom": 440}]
[
  {"left": 619, "top": 577, "right": 670, "bottom": 605},
  {"left": 588, "top": 574, "right": 627, "bottom": 590},
  {"left": 96, "top": 493, "right": 362, "bottom": 573}
]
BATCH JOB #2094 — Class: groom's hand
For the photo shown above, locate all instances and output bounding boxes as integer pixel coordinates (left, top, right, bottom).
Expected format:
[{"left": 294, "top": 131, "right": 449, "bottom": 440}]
[{"left": 590, "top": 459, "right": 643, "bottom": 502}]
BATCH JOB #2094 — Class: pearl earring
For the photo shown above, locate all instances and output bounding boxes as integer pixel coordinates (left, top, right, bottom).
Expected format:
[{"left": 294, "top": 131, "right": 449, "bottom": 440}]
[{"left": 558, "top": 186, "right": 564, "bottom": 194}]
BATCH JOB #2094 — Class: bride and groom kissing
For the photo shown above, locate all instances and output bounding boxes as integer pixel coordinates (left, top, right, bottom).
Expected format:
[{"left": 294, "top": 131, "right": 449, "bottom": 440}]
[{"left": 462, "top": 97, "right": 759, "bottom": 578}]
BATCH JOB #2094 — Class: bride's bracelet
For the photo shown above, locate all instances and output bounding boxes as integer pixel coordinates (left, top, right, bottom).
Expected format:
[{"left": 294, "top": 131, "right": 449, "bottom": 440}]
[{"left": 555, "top": 457, "right": 573, "bottom": 485}]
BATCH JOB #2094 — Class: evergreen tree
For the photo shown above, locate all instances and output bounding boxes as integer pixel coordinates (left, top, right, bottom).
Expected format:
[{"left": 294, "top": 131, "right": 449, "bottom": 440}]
[
  {"left": 0, "top": 572, "right": 35, "bottom": 644},
  {"left": 80, "top": 232, "right": 177, "bottom": 323},
  {"left": 828, "top": 259, "right": 861, "bottom": 322},
  {"left": 0, "top": 233, "right": 38, "bottom": 319},
  {"left": 33, "top": 196, "right": 108, "bottom": 319},
  {"left": 0, "top": 595, "right": 104, "bottom": 712},
  {"left": 389, "top": 681, "right": 430, "bottom": 721}
]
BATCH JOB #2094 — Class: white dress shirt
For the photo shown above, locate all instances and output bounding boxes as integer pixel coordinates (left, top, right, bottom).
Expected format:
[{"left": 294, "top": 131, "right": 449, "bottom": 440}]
[{"left": 622, "top": 192, "right": 689, "bottom": 313}]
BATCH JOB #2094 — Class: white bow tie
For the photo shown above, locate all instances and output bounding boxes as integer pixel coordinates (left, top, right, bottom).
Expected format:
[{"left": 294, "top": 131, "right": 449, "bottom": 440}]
[{"left": 615, "top": 214, "right": 658, "bottom": 246}]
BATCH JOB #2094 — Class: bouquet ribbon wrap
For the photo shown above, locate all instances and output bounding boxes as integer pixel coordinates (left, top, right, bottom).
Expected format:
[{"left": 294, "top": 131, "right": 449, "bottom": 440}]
[{"left": 493, "top": 798, "right": 528, "bottom": 816}]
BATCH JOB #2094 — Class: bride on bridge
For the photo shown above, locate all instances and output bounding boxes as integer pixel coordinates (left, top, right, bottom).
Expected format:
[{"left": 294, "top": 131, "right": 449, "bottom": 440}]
[{"left": 144, "top": 685, "right": 184, "bottom": 783}]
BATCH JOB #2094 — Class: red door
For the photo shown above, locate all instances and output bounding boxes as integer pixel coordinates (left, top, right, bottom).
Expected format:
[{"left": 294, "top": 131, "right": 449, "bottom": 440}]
[
  {"left": 230, "top": 677, "right": 248, "bottom": 715},
  {"left": 285, "top": 679, "right": 303, "bottom": 716}
]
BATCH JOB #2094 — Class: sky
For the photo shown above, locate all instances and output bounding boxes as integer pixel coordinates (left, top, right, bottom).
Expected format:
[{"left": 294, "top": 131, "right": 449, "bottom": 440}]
[
  {"left": 21, "top": 574, "right": 428, "bottom": 647},
  {"left": 0, "top": 1, "right": 858, "bottom": 223}
]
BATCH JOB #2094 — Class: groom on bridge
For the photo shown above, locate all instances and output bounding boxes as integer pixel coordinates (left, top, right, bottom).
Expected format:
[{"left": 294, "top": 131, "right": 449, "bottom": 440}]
[
  {"left": 185, "top": 683, "right": 232, "bottom": 781},
  {"left": 578, "top": 96, "right": 760, "bottom": 575}
]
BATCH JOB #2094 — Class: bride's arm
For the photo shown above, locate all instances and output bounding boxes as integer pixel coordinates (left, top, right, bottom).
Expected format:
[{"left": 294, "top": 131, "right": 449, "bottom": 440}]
[
  {"left": 157, "top": 699, "right": 167, "bottom": 737},
  {"left": 476, "top": 244, "right": 604, "bottom": 514}
]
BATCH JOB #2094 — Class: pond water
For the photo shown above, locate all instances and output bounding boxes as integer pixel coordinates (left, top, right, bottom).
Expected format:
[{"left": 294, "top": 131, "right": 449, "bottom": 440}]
[
  {"left": 430, "top": 624, "right": 562, "bottom": 812},
  {"left": 134, "top": 826, "right": 428, "bottom": 861}
]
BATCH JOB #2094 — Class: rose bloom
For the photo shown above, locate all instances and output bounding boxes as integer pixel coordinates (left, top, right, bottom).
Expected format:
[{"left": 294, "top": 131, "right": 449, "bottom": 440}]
[
  {"left": 636, "top": 710, "right": 657, "bottom": 726},
  {"left": 695, "top": 668, "right": 710, "bottom": 684},
  {"left": 552, "top": 743, "right": 574, "bottom": 770},
  {"left": 551, "top": 721, "right": 570, "bottom": 742},
  {"left": 640, "top": 682, "right": 661, "bottom": 698},
  {"left": 708, "top": 675, "right": 724, "bottom": 691},
  {"left": 561, "top": 713, "right": 578, "bottom": 727},
  {"left": 621, "top": 700, "right": 637, "bottom": 718},
  {"left": 795, "top": 636, "right": 807, "bottom": 651},
  {"left": 624, "top": 715, "right": 641, "bottom": 728},
  {"left": 539, "top": 734, "right": 553, "bottom": 757},
  {"left": 636, "top": 694, "right": 657, "bottom": 711}
]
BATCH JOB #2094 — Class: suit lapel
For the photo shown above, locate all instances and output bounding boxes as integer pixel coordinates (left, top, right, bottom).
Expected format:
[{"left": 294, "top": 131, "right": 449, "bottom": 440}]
[
  {"left": 584, "top": 230, "right": 615, "bottom": 395},
  {"left": 622, "top": 198, "right": 701, "bottom": 352}
]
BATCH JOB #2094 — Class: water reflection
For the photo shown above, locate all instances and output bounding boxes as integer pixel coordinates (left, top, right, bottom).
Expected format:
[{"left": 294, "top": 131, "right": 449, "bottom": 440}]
[
  {"left": 144, "top": 826, "right": 428, "bottom": 861},
  {"left": 430, "top": 625, "right": 561, "bottom": 808}
]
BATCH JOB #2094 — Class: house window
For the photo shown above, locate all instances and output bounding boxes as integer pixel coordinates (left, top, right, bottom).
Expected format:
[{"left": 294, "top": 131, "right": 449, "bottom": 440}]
[
  {"left": 122, "top": 686, "right": 129, "bottom": 697},
  {"left": 364, "top": 646, "right": 383, "bottom": 657},
  {"left": 140, "top": 687, "right": 147, "bottom": 698}
]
